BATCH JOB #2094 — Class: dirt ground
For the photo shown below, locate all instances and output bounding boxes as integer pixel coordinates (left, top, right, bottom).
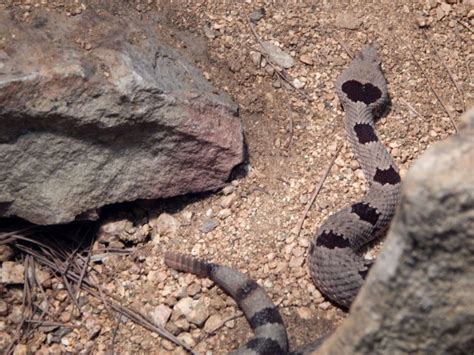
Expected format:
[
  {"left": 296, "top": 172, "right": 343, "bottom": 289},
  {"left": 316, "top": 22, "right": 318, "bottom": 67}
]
[{"left": 1, "top": 0, "right": 472, "bottom": 354}]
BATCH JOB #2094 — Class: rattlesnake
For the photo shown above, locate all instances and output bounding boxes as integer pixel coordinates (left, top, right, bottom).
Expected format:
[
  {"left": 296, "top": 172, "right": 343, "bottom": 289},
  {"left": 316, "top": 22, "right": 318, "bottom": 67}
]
[{"left": 165, "top": 44, "right": 401, "bottom": 353}]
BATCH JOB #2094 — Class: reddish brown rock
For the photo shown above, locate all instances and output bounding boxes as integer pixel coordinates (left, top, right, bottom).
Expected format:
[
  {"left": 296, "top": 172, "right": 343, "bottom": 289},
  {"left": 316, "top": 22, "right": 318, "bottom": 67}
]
[{"left": 0, "top": 9, "right": 243, "bottom": 225}]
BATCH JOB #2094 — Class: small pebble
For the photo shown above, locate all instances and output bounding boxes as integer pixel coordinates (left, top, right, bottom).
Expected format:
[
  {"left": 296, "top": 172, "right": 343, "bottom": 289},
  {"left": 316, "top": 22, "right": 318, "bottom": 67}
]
[
  {"left": 204, "top": 314, "right": 223, "bottom": 333},
  {"left": 218, "top": 208, "right": 232, "bottom": 219},
  {"left": 318, "top": 301, "right": 331, "bottom": 310},
  {"left": 299, "top": 54, "right": 314, "bottom": 65},
  {"left": 200, "top": 219, "right": 219, "bottom": 233},
  {"left": 151, "top": 304, "right": 172, "bottom": 327},
  {"left": 249, "top": 7, "right": 266, "bottom": 23}
]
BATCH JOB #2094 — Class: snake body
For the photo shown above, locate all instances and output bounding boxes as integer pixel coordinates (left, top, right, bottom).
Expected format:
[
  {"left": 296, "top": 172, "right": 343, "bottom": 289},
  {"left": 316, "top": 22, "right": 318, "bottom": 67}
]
[
  {"left": 165, "top": 44, "right": 401, "bottom": 353},
  {"left": 308, "top": 44, "right": 401, "bottom": 307}
]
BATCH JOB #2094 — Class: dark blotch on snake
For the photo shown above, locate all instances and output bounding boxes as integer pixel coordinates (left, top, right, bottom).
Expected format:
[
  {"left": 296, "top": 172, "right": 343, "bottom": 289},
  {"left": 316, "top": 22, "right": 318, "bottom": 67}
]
[
  {"left": 246, "top": 337, "right": 286, "bottom": 355},
  {"left": 342, "top": 80, "right": 382, "bottom": 105},
  {"left": 354, "top": 123, "right": 378, "bottom": 144},
  {"left": 351, "top": 202, "right": 380, "bottom": 225},
  {"left": 358, "top": 268, "right": 370, "bottom": 279},
  {"left": 235, "top": 280, "right": 259, "bottom": 302},
  {"left": 249, "top": 307, "right": 284, "bottom": 329},
  {"left": 316, "top": 231, "right": 351, "bottom": 249},
  {"left": 373, "top": 166, "right": 401, "bottom": 185}
]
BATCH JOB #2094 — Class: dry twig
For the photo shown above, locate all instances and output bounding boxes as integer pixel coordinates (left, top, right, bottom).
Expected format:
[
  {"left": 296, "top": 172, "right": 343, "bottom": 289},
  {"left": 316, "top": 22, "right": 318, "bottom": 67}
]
[
  {"left": 405, "top": 42, "right": 458, "bottom": 132},
  {"left": 110, "top": 314, "right": 122, "bottom": 355},
  {"left": 399, "top": 98, "right": 425, "bottom": 119},
  {"left": 248, "top": 19, "right": 311, "bottom": 100},
  {"left": 457, "top": 20, "right": 474, "bottom": 34},
  {"left": 335, "top": 37, "right": 354, "bottom": 59},
  {"left": 2, "top": 230, "right": 196, "bottom": 354},
  {"left": 422, "top": 30, "right": 465, "bottom": 112},
  {"left": 206, "top": 312, "right": 244, "bottom": 335},
  {"left": 295, "top": 144, "right": 342, "bottom": 238}
]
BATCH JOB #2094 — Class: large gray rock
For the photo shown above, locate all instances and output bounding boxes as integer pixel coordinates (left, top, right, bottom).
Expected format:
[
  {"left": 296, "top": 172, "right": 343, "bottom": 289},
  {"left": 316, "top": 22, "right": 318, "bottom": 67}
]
[
  {"left": 0, "top": 9, "right": 243, "bottom": 225},
  {"left": 319, "top": 110, "right": 474, "bottom": 354}
]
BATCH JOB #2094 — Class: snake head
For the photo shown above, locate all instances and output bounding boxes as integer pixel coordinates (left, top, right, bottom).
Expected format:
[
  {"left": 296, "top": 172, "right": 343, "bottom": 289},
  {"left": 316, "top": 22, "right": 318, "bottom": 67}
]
[{"left": 335, "top": 43, "right": 389, "bottom": 117}]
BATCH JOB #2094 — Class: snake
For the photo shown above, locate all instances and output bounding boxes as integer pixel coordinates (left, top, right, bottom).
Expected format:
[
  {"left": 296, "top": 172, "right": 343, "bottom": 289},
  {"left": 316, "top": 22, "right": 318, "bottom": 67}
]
[{"left": 164, "top": 44, "right": 402, "bottom": 354}]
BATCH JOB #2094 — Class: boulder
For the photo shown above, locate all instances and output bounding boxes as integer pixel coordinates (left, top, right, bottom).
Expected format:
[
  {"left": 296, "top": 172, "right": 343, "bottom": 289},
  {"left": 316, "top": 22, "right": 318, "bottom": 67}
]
[
  {"left": 0, "top": 9, "right": 244, "bottom": 225},
  {"left": 319, "top": 110, "right": 474, "bottom": 354}
]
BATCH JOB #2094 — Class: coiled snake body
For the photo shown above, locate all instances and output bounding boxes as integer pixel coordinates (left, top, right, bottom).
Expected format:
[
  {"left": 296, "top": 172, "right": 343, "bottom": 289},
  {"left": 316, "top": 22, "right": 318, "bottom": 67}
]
[
  {"left": 165, "top": 44, "right": 402, "bottom": 353},
  {"left": 309, "top": 44, "right": 401, "bottom": 308}
]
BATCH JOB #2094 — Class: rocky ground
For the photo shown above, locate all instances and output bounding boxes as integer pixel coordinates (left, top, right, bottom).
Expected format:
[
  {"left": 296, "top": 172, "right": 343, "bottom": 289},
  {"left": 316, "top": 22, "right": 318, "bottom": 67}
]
[{"left": 0, "top": 0, "right": 472, "bottom": 354}]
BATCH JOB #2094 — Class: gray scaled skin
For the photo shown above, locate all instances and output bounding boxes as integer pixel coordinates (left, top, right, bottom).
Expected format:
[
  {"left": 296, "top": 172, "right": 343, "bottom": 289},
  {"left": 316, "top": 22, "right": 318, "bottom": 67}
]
[
  {"left": 308, "top": 44, "right": 401, "bottom": 308},
  {"left": 165, "top": 252, "right": 289, "bottom": 355}
]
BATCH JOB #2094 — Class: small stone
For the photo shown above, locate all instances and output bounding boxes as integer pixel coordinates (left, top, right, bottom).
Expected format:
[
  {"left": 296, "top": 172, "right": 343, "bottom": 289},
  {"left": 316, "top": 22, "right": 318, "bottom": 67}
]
[
  {"left": 263, "top": 279, "right": 273, "bottom": 288},
  {"left": 266, "top": 253, "right": 276, "bottom": 261},
  {"left": 88, "top": 325, "right": 101, "bottom": 340},
  {"left": 218, "top": 208, "right": 232, "bottom": 219},
  {"left": 204, "top": 314, "right": 222, "bottom": 333},
  {"left": 210, "top": 296, "right": 226, "bottom": 310},
  {"left": 426, "top": 0, "right": 437, "bottom": 10},
  {"left": 292, "top": 247, "right": 305, "bottom": 257},
  {"left": 416, "top": 15, "right": 429, "bottom": 28},
  {"left": 249, "top": 7, "right": 265, "bottom": 23},
  {"left": 335, "top": 157, "right": 346, "bottom": 167},
  {"left": 297, "top": 306, "right": 313, "bottom": 320},
  {"left": 391, "top": 148, "right": 401, "bottom": 158},
  {"left": 261, "top": 41, "right": 294, "bottom": 69},
  {"left": 203, "top": 23, "right": 217, "bottom": 39},
  {"left": 349, "top": 159, "right": 360, "bottom": 170},
  {"left": 0, "top": 331, "right": 12, "bottom": 350},
  {"left": 151, "top": 304, "right": 172, "bottom": 327},
  {"left": 174, "top": 297, "right": 194, "bottom": 316},
  {"left": 0, "top": 245, "right": 14, "bottom": 262},
  {"left": 147, "top": 270, "right": 168, "bottom": 283},
  {"left": 226, "top": 319, "right": 236, "bottom": 328},
  {"left": 151, "top": 213, "right": 180, "bottom": 238},
  {"left": 355, "top": 169, "right": 365, "bottom": 181},
  {"left": 440, "top": 2, "right": 451, "bottom": 14},
  {"left": 319, "top": 301, "right": 331, "bottom": 310},
  {"left": 34, "top": 267, "right": 50, "bottom": 288},
  {"left": 161, "top": 339, "right": 175, "bottom": 351},
  {"left": 187, "top": 298, "right": 210, "bottom": 326},
  {"left": 222, "top": 185, "right": 235, "bottom": 195},
  {"left": 335, "top": 12, "right": 363, "bottom": 30},
  {"left": 181, "top": 211, "right": 194, "bottom": 225},
  {"left": 200, "top": 219, "right": 219, "bottom": 233},
  {"left": 97, "top": 219, "right": 130, "bottom": 243},
  {"left": 298, "top": 239, "right": 309, "bottom": 248},
  {"left": 289, "top": 256, "right": 304, "bottom": 268},
  {"left": 177, "top": 332, "right": 195, "bottom": 348},
  {"left": 175, "top": 318, "right": 190, "bottom": 331},
  {"left": 1, "top": 261, "right": 25, "bottom": 284},
  {"left": 108, "top": 240, "right": 125, "bottom": 249},
  {"left": 292, "top": 78, "right": 305, "bottom": 89},
  {"left": 13, "top": 344, "right": 28, "bottom": 355},
  {"left": 59, "top": 311, "right": 71, "bottom": 323},
  {"left": 220, "top": 193, "right": 237, "bottom": 208},
  {"left": 0, "top": 299, "right": 8, "bottom": 316},
  {"left": 55, "top": 290, "right": 68, "bottom": 302},
  {"left": 299, "top": 54, "right": 314, "bottom": 65},
  {"left": 436, "top": 7, "right": 446, "bottom": 20},
  {"left": 187, "top": 283, "right": 201, "bottom": 297},
  {"left": 249, "top": 51, "right": 262, "bottom": 67}
]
